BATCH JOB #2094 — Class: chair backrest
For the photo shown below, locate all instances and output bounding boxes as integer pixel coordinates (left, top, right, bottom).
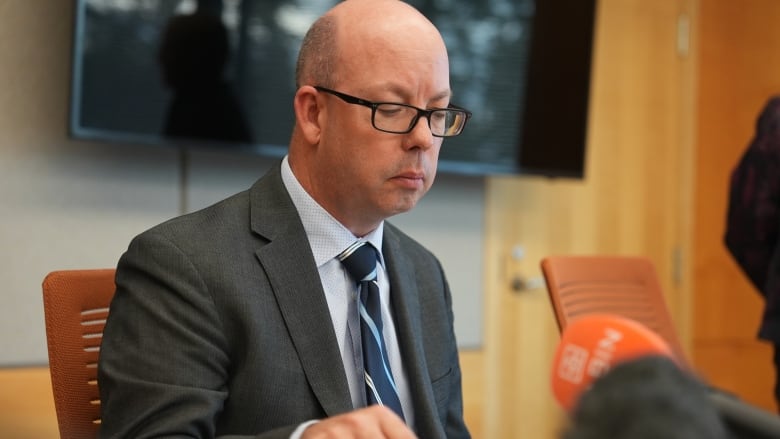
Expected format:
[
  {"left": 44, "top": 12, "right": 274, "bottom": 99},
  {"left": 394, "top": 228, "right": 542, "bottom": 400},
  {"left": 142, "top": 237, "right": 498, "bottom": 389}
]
[
  {"left": 540, "top": 255, "right": 689, "bottom": 367},
  {"left": 42, "top": 269, "right": 116, "bottom": 439}
]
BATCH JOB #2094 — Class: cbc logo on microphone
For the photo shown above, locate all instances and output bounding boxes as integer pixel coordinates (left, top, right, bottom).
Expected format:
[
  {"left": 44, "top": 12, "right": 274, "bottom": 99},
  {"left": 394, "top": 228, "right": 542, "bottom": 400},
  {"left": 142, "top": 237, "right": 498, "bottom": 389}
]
[
  {"left": 557, "top": 327, "right": 623, "bottom": 384},
  {"left": 557, "top": 343, "right": 589, "bottom": 384}
]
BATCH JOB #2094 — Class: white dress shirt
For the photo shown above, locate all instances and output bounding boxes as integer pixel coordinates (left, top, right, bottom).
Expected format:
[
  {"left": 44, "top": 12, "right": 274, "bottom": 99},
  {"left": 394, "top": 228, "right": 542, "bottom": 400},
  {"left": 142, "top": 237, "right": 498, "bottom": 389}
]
[{"left": 280, "top": 156, "right": 413, "bottom": 429}]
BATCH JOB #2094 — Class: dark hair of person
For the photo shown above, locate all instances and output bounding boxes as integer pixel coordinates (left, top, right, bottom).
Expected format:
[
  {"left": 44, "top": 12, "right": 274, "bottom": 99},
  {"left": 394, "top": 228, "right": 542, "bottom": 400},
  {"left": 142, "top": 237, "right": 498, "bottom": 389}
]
[
  {"left": 561, "top": 355, "right": 730, "bottom": 439},
  {"left": 295, "top": 14, "right": 338, "bottom": 88}
]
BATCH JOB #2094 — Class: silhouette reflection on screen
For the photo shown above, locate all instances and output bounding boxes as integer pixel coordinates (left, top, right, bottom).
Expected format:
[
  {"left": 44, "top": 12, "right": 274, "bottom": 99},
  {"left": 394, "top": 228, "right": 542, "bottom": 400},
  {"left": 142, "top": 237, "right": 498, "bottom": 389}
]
[{"left": 158, "top": 13, "right": 253, "bottom": 144}]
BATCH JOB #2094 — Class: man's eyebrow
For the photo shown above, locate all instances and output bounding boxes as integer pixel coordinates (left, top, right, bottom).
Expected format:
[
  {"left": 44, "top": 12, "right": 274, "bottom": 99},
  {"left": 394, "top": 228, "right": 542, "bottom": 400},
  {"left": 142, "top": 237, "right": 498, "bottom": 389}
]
[
  {"left": 378, "top": 84, "right": 452, "bottom": 103},
  {"left": 431, "top": 89, "right": 453, "bottom": 102}
]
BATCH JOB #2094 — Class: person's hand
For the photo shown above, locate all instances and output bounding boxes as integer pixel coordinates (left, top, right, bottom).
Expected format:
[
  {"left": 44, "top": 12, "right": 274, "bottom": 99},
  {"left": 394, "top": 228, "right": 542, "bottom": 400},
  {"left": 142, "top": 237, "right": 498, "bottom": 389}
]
[{"left": 301, "top": 405, "right": 417, "bottom": 438}]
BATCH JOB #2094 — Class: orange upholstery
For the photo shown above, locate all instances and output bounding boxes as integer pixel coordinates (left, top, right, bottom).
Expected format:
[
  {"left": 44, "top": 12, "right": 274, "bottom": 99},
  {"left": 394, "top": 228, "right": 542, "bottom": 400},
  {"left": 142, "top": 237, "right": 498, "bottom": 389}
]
[
  {"left": 540, "top": 255, "right": 689, "bottom": 368},
  {"left": 42, "top": 269, "right": 115, "bottom": 439}
]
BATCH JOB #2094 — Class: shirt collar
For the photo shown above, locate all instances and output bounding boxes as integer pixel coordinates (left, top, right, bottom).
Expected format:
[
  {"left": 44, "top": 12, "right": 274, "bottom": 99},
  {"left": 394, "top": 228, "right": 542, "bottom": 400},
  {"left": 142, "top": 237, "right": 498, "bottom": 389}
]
[{"left": 280, "top": 156, "right": 384, "bottom": 268}]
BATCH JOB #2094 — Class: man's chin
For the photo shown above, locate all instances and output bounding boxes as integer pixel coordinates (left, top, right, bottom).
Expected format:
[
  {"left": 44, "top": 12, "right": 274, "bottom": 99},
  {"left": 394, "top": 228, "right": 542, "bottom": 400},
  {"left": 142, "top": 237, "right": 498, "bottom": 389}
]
[{"left": 384, "top": 194, "right": 426, "bottom": 218}]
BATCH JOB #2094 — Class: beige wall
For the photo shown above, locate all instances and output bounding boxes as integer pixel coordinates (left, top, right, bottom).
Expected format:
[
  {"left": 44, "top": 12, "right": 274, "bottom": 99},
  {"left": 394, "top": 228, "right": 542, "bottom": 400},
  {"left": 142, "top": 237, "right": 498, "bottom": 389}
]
[{"left": 0, "top": 1, "right": 181, "bottom": 365}]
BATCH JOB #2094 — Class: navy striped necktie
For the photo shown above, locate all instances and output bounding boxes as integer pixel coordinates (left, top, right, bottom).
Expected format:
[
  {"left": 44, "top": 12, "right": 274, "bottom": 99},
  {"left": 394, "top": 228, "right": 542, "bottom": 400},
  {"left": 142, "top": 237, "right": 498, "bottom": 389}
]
[{"left": 338, "top": 241, "right": 405, "bottom": 421}]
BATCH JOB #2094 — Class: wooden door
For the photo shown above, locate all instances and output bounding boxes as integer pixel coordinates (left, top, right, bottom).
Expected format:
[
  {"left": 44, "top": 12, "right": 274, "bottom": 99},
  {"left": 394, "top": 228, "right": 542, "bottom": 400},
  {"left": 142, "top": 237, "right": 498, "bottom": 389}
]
[
  {"left": 691, "top": 0, "right": 780, "bottom": 413},
  {"left": 480, "top": 0, "right": 695, "bottom": 437}
]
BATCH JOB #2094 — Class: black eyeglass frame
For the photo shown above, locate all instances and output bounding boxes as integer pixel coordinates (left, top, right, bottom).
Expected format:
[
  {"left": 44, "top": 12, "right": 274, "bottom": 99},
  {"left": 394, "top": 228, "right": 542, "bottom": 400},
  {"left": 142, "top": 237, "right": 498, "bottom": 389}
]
[{"left": 313, "top": 86, "right": 472, "bottom": 137}]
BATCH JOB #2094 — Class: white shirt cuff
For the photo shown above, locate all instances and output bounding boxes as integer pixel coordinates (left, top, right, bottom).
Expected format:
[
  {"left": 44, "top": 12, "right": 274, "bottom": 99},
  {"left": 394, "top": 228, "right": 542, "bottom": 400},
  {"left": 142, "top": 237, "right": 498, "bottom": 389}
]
[{"left": 289, "top": 419, "right": 320, "bottom": 439}]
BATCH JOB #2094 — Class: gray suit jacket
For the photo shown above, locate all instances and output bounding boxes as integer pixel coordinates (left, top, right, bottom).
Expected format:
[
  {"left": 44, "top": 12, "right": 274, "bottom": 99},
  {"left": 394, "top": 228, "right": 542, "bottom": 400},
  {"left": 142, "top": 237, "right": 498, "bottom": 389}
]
[{"left": 98, "top": 163, "right": 470, "bottom": 439}]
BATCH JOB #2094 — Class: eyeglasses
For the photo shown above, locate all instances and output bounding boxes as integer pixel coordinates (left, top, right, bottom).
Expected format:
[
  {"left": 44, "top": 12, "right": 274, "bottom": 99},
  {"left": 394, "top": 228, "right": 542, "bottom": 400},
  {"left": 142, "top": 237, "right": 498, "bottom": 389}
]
[{"left": 314, "top": 86, "right": 471, "bottom": 137}]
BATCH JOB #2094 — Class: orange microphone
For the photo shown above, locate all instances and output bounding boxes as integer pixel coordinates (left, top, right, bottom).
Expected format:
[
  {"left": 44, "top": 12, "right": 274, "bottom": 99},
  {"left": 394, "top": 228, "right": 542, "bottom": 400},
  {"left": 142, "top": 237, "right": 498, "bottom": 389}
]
[
  {"left": 551, "top": 314, "right": 780, "bottom": 438},
  {"left": 550, "top": 313, "right": 677, "bottom": 411}
]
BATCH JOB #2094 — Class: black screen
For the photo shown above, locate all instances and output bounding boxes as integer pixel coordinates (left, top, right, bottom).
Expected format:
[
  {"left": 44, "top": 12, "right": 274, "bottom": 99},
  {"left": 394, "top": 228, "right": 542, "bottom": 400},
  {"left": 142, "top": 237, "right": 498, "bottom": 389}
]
[{"left": 69, "top": 0, "right": 595, "bottom": 177}]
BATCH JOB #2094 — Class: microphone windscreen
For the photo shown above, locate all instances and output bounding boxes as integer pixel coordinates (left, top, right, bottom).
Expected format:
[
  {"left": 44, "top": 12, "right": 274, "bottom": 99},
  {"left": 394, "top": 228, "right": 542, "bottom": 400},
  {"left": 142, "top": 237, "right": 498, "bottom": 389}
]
[
  {"left": 561, "top": 355, "right": 730, "bottom": 439},
  {"left": 551, "top": 314, "right": 677, "bottom": 411}
]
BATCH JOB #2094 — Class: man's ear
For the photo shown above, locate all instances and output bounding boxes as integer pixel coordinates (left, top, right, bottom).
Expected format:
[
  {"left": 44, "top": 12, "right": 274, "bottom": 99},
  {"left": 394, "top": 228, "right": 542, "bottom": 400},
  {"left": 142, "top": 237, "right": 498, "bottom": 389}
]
[{"left": 293, "top": 86, "right": 323, "bottom": 144}]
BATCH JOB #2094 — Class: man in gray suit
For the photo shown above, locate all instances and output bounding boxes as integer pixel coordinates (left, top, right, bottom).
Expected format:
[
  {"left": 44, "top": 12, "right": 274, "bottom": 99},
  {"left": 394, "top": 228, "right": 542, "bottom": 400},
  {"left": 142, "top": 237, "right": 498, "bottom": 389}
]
[{"left": 98, "top": 1, "right": 472, "bottom": 438}]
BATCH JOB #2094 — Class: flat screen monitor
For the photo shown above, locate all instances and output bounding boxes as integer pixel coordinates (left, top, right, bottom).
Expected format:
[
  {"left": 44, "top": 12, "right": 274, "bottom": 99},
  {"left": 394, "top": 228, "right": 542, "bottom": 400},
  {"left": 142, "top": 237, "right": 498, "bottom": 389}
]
[{"left": 69, "top": 0, "right": 596, "bottom": 178}]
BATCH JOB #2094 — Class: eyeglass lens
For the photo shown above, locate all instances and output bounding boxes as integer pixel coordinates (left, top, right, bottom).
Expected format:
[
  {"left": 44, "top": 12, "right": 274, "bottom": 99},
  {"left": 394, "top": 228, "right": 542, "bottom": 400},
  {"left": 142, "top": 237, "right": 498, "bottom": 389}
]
[{"left": 373, "top": 104, "right": 466, "bottom": 137}]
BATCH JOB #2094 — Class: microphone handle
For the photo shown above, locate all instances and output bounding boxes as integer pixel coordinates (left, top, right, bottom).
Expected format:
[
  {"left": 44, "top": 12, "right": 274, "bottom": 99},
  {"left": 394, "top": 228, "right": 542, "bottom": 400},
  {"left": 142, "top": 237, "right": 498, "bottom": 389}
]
[{"left": 708, "top": 388, "right": 780, "bottom": 438}]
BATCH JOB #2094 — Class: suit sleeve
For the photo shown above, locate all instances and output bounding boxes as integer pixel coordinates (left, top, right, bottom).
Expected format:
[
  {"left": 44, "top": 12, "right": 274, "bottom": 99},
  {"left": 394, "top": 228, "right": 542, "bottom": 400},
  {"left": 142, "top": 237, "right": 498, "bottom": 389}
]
[{"left": 98, "top": 230, "right": 298, "bottom": 439}]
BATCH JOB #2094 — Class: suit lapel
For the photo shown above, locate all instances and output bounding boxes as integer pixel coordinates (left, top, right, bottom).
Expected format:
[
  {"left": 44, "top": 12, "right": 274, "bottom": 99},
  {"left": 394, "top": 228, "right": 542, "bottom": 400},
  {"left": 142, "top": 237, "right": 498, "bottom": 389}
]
[
  {"left": 249, "top": 165, "right": 353, "bottom": 417},
  {"left": 383, "top": 226, "right": 443, "bottom": 438}
]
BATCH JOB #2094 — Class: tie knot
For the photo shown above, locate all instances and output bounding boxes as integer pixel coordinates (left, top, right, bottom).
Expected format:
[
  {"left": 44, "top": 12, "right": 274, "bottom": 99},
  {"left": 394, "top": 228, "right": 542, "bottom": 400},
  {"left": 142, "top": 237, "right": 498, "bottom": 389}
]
[{"left": 338, "top": 241, "right": 378, "bottom": 282}]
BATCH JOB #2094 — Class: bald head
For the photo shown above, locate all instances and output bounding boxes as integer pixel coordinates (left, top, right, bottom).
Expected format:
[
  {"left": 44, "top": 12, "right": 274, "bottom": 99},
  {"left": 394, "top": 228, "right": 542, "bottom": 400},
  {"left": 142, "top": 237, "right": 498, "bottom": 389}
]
[
  {"left": 289, "top": 0, "right": 453, "bottom": 235},
  {"left": 296, "top": 0, "right": 448, "bottom": 88}
]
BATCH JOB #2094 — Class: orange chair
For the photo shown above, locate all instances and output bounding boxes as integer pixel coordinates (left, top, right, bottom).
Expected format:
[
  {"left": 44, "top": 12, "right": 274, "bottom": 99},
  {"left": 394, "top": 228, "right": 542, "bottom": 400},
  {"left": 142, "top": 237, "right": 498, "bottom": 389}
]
[
  {"left": 540, "top": 255, "right": 689, "bottom": 368},
  {"left": 42, "top": 269, "right": 115, "bottom": 439}
]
